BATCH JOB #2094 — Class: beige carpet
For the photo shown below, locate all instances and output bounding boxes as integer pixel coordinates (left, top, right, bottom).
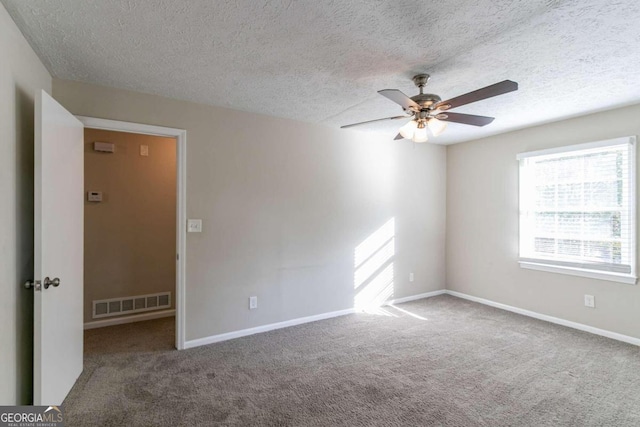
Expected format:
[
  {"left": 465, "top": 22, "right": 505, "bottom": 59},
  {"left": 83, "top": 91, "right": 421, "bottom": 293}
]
[{"left": 64, "top": 295, "right": 640, "bottom": 426}]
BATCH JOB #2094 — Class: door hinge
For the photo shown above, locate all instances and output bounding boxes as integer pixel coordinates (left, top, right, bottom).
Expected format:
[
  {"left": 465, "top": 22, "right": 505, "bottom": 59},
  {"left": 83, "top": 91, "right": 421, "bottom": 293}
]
[{"left": 176, "top": 253, "right": 179, "bottom": 261}]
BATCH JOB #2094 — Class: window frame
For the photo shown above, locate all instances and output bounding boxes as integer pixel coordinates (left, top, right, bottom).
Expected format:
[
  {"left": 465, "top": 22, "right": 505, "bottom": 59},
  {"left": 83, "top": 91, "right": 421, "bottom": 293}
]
[{"left": 517, "top": 136, "right": 637, "bottom": 285}]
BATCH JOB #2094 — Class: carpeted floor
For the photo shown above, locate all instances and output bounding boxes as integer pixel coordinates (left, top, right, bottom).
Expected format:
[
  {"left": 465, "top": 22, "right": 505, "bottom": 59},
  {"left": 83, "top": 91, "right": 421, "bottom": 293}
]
[{"left": 64, "top": 295, "right": 640, "bottom": 426}]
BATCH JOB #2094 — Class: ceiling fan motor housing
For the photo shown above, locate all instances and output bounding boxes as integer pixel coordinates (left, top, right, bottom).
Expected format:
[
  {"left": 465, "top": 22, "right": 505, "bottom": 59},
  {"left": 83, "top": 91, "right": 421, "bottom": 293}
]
[
  {"left": 410, "top": 93, "right": 442, "bottom": 110},
  {"left": 409, "top": 74, "right": 441, "bottom": 110}
]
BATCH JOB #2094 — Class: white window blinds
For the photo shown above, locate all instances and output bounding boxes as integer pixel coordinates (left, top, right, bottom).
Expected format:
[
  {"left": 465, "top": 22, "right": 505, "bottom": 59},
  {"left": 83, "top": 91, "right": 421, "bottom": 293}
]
[{"left": 518, "top": 137, "right": 636, "bottom": 276}]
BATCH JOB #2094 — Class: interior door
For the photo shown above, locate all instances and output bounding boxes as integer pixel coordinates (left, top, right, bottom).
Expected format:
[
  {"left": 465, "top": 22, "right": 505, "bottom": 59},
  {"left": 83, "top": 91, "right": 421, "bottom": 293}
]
[{"left": 33, "top": 90, "right": 84, "bottom": 405}]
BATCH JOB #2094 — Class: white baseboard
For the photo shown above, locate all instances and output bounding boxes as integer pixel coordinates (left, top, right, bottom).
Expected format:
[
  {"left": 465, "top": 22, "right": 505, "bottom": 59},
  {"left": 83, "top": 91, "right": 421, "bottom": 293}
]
[
  {"left": 184, "top": 307, "right": 356, "bottom": 349},
  {"left": 184, "top": 289, "right": 447, "bottom": 350},
  {"left": 445, "top": 290, "right": 640, "bottom": 346},
  {"left": 84, "top": 309, "right": 175, "bottom": 330},
  {"left": 385, "top": 289, "right": 446, "bottom": 305}
]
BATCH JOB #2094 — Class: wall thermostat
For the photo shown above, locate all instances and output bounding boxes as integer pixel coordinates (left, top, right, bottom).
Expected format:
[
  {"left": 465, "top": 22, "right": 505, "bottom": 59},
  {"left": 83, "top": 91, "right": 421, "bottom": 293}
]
[{"left": 87, "top": 191, "right": 103, "bottom": 202}]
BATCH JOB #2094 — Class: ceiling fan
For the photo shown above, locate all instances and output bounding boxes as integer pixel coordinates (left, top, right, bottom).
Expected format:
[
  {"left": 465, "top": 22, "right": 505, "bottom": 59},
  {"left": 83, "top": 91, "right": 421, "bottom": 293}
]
[{"left": 341, "top": 74, "right": 518, "bottom": 143}]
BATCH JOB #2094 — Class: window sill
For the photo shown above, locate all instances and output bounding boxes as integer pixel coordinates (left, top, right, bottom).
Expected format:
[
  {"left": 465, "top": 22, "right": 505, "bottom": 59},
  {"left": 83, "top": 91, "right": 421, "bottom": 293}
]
[{"left": 519, "top": 261, "right": 637, "bottom": 285}]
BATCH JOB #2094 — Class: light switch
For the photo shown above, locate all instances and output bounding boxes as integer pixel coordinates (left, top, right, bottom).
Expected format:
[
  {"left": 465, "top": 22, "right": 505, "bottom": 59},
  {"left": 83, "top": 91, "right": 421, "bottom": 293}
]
[
  {"left": 187, "top": 219, "right": 202, "bottom": 233},
  {"left": 140, "top": 145, "right": 149, "bottom": 156}
]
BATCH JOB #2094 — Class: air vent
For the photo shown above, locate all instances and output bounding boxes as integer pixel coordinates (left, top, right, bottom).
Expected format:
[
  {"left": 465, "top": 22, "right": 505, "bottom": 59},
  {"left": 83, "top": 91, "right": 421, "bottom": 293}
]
[
  {"left": 95, "top": 302, "right": 108, "bottom": 316},
  {"left": 92, "top": 292, "right": 171, "bottom": 319},
  {"left": 93, "top": 141, "right": 115, "bottom": 153}
]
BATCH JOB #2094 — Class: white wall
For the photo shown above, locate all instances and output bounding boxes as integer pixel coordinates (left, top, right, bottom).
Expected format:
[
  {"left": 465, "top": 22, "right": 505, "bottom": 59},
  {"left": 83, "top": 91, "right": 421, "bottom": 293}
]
[
  {"left": 0, "top": 4, "right": 51, "bottom": 404},
  {"left": 53, "top": 79, "right": 447, "bottom": 341},
  {"left": 447, "top": 103, "right": 640, "bottom": 339}
]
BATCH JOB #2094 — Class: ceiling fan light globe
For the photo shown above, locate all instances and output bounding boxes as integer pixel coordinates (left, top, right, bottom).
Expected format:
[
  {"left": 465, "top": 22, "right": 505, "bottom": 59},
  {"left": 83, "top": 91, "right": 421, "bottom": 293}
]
[
  {"left": 412, "top": 127, "right": 428, "bottom": 143},
  {"left": 428, "top": 118, "right": 447, "bottom": 137},
  {"left": 399, "top": 120, "right": 418, "bottom": 139}
]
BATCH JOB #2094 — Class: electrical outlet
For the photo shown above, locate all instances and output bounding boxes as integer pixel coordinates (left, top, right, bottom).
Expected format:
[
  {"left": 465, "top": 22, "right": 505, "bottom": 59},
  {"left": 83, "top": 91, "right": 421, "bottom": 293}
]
[
  {"left": 409, "top": 273, "right": 415, "bottom": 282},
  {"left": 249, "top": 296, "right": 258, "bottom": 310},
  {"left": 584, "top": 294, "right": 595, "bottom": 308},
  {"left": 140, "top": 144, "right": 149, "bottom": 156}
]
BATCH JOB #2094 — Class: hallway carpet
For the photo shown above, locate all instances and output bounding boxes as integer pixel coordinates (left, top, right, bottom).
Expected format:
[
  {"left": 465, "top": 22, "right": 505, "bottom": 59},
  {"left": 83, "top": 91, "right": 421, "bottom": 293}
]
[{"left": 64, "top": 295, "right": 640, "bottom": 426}]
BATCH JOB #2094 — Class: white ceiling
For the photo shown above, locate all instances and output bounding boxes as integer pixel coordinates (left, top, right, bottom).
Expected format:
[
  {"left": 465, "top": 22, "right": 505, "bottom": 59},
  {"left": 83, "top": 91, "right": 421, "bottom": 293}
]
[{"left": 3, "top": 0, "right": 640, "bottom": 144}]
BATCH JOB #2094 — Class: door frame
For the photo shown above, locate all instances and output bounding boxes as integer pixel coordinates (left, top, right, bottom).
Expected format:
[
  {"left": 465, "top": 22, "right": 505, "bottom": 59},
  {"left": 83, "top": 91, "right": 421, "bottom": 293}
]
[{"left": 76, "top": 116, "right": 187, "bottom": 350}]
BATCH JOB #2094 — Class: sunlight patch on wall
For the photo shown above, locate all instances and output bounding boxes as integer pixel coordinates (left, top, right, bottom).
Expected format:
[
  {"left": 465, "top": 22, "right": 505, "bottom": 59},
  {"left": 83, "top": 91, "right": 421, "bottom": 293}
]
[
  {"left": 354, "top": 263, "right": 394, "bottom": 310},
  {"left": 354, "top": 237, "right": 394, "bottom": 290},
  {"left": 354, "top": 218, "right": 395, "bottom": 312},
  {"left": 354, "top": 219, "right": 395, "bottom": 266}
]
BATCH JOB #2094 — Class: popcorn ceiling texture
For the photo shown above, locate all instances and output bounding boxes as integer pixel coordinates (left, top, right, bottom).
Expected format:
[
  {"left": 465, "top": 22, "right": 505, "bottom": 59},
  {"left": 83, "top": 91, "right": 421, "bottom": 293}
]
[{"left": 3, "top": 0, "right": 640, "bottom": 144}]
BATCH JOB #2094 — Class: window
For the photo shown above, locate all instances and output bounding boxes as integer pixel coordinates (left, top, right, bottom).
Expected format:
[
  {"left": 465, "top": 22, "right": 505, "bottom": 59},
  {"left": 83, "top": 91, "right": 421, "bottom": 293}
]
[{"left": 518, "top": 137, "right": 636, "bottom": 284}]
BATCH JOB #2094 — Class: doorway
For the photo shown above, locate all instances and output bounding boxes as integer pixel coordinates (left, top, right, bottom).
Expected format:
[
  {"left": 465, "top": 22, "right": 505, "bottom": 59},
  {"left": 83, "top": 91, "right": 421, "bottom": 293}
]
[{"left": 77, "top": 116, "right": 187, "bottom": 351}]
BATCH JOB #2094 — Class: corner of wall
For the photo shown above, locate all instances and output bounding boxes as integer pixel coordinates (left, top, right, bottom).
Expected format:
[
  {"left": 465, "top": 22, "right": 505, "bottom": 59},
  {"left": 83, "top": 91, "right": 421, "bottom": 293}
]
[{"left": 0, "top": 2, "right": 52, "bottom": 405}]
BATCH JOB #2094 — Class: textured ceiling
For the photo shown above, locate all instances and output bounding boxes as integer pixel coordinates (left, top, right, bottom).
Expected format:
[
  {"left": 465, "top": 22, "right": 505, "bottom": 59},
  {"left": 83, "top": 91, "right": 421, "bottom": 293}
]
[{"left": 3, "top": 0, "right": 640, "bottom": 144}]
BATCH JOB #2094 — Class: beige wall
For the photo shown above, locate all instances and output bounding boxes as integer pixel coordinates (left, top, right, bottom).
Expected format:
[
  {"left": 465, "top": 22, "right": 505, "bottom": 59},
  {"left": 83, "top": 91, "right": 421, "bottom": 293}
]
[
  {"left": 53, "top": 79, "right": 447, "bottom": 341},
  {"left": 2, "top": 0, "right": 636, "bottom": 404},
  {"left": 4, "top": 0, "right": 638, "bottom": 403},
  {"left": 0, "top": 4, "right": 51, "bottom": 405},
  {"left": 84, "top": 129, "right": 176, "bottom": 323},
  {"left": 447, "top": 103, "right": 640, "bottom": 339}
]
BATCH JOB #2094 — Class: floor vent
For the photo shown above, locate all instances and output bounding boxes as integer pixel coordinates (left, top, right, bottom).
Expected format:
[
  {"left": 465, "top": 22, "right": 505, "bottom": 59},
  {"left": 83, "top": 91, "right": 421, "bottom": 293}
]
[{"left": 93, "top": 292, "right": 171, "bottom": 319}]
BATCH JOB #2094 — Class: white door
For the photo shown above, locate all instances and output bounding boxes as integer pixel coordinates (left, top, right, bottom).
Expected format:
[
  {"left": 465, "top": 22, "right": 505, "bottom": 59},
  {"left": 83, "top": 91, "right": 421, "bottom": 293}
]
[{"left": 33, "top": 90, "right": 84, "bottom": 405}]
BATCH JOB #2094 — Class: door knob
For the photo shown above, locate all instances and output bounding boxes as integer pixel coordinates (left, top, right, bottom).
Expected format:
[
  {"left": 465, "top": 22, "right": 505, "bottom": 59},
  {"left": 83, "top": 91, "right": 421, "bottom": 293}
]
[
  {"left": 24, "top": 280, "right": 42, "bottom": 291},
  {"left": 43, "top": 277, "right": 60, "bottom": 289}
]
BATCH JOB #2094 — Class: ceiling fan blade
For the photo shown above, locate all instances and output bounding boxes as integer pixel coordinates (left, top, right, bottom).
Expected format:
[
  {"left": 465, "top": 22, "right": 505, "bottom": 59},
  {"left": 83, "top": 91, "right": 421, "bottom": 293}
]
[
  {"left": 340, "top": 115, "right": 409, "bottom": 129},
  {"left": 394, "top": 133, "right": 404, "bottom": 140},
  {"left": 438, "top": 112, "right": 495, "bottom": 126},
  {"left": 435, "top": 80, "right": 518, "bottom": 110},
  {"left": 378, "top": 89, "right": 421, "bottom": 111}
]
